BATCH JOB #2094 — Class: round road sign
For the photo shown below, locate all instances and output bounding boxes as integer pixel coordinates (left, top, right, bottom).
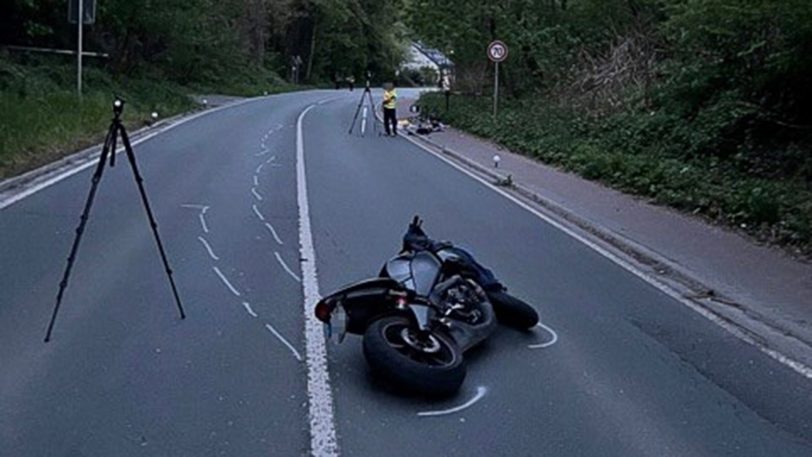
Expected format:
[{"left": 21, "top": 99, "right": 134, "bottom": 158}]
[{"left": 487, "top": 40, "right": 508, "bottom": 63}]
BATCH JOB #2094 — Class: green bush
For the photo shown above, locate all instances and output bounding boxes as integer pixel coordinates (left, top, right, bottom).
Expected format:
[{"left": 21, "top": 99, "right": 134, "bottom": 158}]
[{"left": 420, "top": 92, "right": 812, "bottom": 254}]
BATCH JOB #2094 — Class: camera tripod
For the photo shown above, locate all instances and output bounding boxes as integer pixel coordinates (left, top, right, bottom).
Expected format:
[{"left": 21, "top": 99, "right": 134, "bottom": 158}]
[
  {"left": 44, "top": 97, "right": 186, "bottom": 342},
  {"left": 348, "top": 80, "right": 378, "bottom": 136}
]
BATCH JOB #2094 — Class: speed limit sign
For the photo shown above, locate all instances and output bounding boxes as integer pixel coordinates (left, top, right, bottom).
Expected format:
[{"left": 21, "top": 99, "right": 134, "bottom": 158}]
[
  {"left": 488, "top": 40, "right": 508, "bottom": 118},
  {"left": 487, "top": 40, "right": 508, "bottom": 62}
]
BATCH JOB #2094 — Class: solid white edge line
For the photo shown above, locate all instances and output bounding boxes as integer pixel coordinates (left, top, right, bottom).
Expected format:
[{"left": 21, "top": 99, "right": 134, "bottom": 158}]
[
  {"left": 297, "top": 104, "right": 340, "bottom": 457},
  {"left": 528, "top": 322, "right": 559, "bottom": 349},
  {"left": 274, "top": 251, "right": 301, "bottom": 283},
  {"left": 0, "top": 96, "right": 273, "bottom": 211},
  {"left": 417, "top": 386, "right": 488, "bottom": 417},
  {"left": 242, "top": 301, "right": 259, "bottom": 318},
  {"left": 197, "top": 236, "right": 220, "bottom": 261},
  {"left": 265, "top": 323, "right": 304, "bottom": 361},
  {"left": 212, "top": 266, "right": 241, "bottom": 297},
  {"left": 265, "top": 222, "right": 284, "bottom": 245},
  {"left": 400, "top": 134, "right": 812, "bottom": 380}
]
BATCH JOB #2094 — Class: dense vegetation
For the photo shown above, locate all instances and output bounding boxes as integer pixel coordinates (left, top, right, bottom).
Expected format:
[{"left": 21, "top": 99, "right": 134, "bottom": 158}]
[
  {"left": 2, "top": 0, "right": 810, "bottom": 251},
  {"left": 411, "top": 0, "right": 812, "bottom": 253},
  {"left": 0, "top": 0, "right": 407, "bottom": 177}
]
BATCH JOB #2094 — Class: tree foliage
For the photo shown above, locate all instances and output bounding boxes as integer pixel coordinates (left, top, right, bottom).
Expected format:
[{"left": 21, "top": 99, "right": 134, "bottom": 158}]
[{"left": 0, "top": 0, "right": 407, "bottom": 85}]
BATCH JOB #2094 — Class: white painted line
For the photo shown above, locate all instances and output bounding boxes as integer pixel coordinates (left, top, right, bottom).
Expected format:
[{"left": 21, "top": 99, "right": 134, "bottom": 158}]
[
  {"left": 265, "top": 222, "right": 284, "bottom": 245},
  {"left": 212, "top": 266, "right": 241, "bottom": 297},
  {"left": 252, "top": 204, "right": 265, "bottom": 221},
  {"left": 256, "top": 148, "right": 270, "bottom": 157},
  {"left": 274, "top": 251, "right": 301, "bottom": 283},
  {"left": 417, "top": 386, "right": 488, "bottom": 417},
  {"left": 528, "top": 322, "right": 558, "bottom": 349},
  {"left": 251, "top": 187, "right": 263, "bottom": 201},
  {"left": 296, "top": 103, "right": 339, "bottom": 457},
  {"left": 265, "top": 323, "right": 303, "bottom": 362},
  {"left": 181, "top": 204, "right": 208, "bottom": 209},
  {"left": 401, "top": 134, "right": 812, "bottom": 380},
  {"left": 255, "top": 163, "right": 265, "bottom": 174},
  {"left": 265, "top": 155, "right": 277, "bottom": 164},
  {"left": 253, "top": 175, "right": 259, "bottom": 187},
  {"left": 197, "top": 236, "right": 220, "bottom": 261},
  {"left": 242, "top": 301, "right": 259, "bottom": 318},
  {"left": 0, "top": 96, "right": 272, "bottom": 211}
]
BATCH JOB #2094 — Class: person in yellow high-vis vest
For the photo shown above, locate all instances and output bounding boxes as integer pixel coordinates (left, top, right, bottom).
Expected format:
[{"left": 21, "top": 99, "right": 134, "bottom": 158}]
[{"left": 382, "top": 82, "right": 398, "bottom": 136}]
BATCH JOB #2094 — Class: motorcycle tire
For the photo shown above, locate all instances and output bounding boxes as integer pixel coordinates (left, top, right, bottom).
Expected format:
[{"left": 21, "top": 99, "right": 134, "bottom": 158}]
[
  {"left": 487, "top": 290, "right": 539, "bottom": 329},
  {"left": 363, "top": 316, "right": 466, "bottom": 397}
]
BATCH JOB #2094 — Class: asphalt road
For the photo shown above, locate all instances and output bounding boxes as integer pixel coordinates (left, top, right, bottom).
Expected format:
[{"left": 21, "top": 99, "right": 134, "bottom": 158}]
[{"left": 1, "top": 90, "right": 810, "bottom": 456}]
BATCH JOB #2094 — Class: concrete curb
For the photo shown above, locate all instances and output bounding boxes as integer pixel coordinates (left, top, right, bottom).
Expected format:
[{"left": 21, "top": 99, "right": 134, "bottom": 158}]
[
  {"left": 0, "top": 111, "right": 193, "bottom": 197},
  {"left": 402, "top": 130, "right": 812, "bottom": 374}
]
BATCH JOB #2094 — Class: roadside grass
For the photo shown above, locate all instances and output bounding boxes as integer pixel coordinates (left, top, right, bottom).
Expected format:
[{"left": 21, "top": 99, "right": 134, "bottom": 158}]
[
  {"left": 419, "top": 93, "right": 812, "bottom": 256},
  {"left": 0, "top": 59, "right": 296, "bottom": 180}
]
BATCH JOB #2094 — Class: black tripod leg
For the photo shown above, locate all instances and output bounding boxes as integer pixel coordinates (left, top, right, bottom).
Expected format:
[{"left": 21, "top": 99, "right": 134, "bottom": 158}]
[
  {"left": 367, "top": 90, "right": 379, "bottom": 134},
  {"left": 348, "top": 92, "right": 366, "bottom": 134},
  {"left": 45, "top": 127, "right": 114, "bottom": 342},
  {"left": 117, "top": 123, "right": 186, "bottom": 320}
]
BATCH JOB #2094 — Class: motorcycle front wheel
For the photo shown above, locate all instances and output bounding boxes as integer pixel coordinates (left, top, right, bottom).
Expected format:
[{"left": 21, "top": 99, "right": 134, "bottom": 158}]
[
  {"left": 487, "top": 290, "right": 539, "bottom": 329},
  {"left": 363, "top": 315, "right": 466, "bottom": 397}
]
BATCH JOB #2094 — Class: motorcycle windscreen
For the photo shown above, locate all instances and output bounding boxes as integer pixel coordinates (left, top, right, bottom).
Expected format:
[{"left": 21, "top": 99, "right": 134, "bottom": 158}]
[{"left": 409, "top": 251, "right": 441, "bottom": 296}]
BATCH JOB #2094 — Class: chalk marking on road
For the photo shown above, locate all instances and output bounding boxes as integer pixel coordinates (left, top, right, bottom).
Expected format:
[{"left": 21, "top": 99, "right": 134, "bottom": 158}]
[
  {"left": 197, "top": 236, "right": 220, "bottom": 261},
  {"left": 256, "top": 148, "right": 270, "bottom": 157},
  {"left": 528, "top": 322, "right": 558, "bottom": 349},
  {"left": 251, "top": 187, "right": 263, "bottom": 201},
  {"left": 265, "top": 323, "right": 303, "bottom": 362},
  {"left": 253, "top": 175, "right": 259, "bottom": 187},
  {"left": 417, "top": 386, "right": 488, "bottom": 417},
  {"left": 212, "top": 266, "right": 241, "bottom": 297},
  {"left": 252, "top": 204, "right": 265, "bottom": 221},
  {"left": 274, "top": 251, "right": 301, "bottom": 283},
  {"left": 265, "top": 222, "right": 284, "bottom": 245},
  {"left": 0, "top": 95, "right": 276, "bottom": 211},
  {"left": 255, "top": 163, "right": 265, "bottom": 174},
  {"left": 242, "top": 301, "right": 259, "bottom": 318},
  {"left": 297, "top": 103, "right": 339, "bottom": 457},
  {"left": 401, "top": 133, "right": 812, "bottom": 380},
  {"left": 265, "top": 155, "right": 277, "bottom": 164},
  {"left": 181, "top": 204, "right": 211, "bottom": 233}
]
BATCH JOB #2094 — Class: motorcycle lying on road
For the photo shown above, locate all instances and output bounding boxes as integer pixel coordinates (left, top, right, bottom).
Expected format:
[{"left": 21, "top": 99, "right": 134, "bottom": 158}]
[{"left": 315, "top": 217, "right": 539, "bottom": 396}]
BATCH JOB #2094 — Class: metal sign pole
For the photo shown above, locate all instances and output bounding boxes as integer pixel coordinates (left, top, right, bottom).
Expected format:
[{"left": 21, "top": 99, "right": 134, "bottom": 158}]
[
  {"left": 493, "top": 61, "right": 499, "bottom": 119},
  {"left": 77, "top": 0, "right": 83, "bottom": 97}
]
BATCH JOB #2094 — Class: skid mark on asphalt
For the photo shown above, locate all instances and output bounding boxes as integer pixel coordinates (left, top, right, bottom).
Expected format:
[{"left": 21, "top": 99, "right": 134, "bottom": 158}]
[
  {"left": 417, "top": 386, "right": 488, "bottom": 417},
  {"left": 528, "top": 321, "right": 559, "bottom": 349},
  {"left": 265, "top": 323, "right": 304, "bottom": 361}
]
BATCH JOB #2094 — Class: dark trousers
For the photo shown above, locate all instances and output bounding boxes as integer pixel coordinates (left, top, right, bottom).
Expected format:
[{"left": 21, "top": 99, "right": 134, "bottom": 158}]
[{"left": 383, "top": 108, "right": 397, "bottom": 135}]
